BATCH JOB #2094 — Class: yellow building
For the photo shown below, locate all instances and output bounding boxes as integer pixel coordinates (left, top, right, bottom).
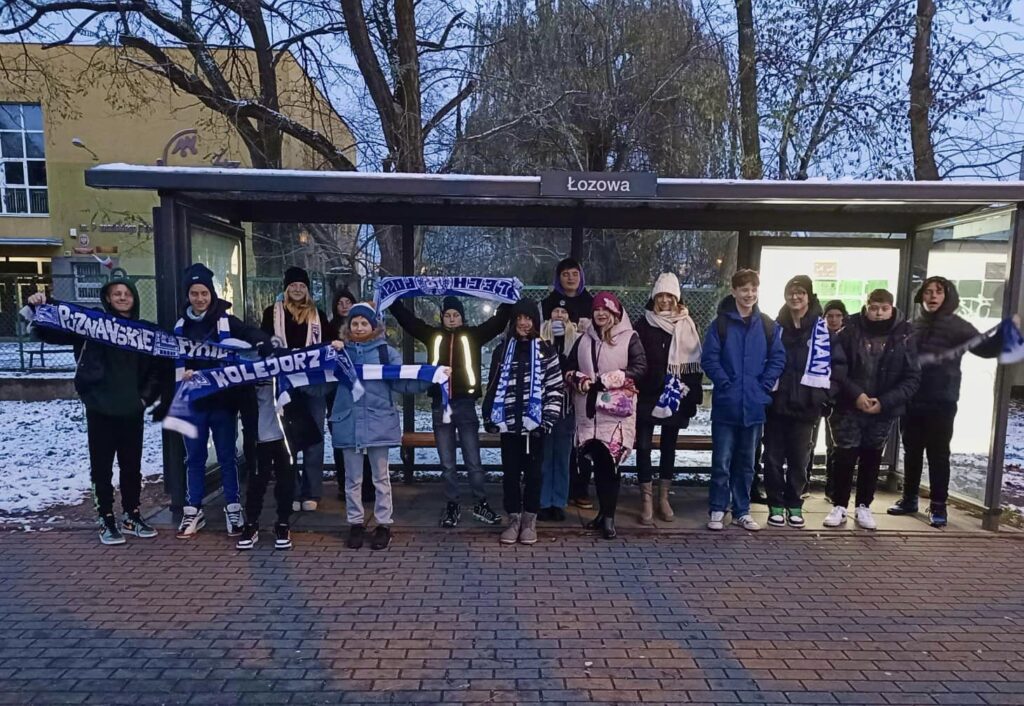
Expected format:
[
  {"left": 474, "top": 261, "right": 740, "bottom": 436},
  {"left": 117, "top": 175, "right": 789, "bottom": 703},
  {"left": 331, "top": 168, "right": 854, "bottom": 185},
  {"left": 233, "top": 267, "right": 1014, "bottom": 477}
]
[{"left": 0, "top": 43, "right": 356, "bottom": 283}]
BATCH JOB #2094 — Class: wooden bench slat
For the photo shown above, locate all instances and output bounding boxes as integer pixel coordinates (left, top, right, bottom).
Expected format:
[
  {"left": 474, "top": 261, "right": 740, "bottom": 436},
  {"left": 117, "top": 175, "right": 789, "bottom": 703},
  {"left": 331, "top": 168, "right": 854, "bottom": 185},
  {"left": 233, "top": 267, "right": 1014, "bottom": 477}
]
[{"left": 400, "top": 431, "right": 712, "bottom": 450}]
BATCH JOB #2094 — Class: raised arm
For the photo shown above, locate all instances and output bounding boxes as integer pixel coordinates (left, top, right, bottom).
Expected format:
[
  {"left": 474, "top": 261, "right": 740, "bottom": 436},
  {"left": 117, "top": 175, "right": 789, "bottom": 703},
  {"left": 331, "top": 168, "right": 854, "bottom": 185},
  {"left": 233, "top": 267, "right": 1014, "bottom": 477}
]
[
  {"left": 471, "top": 302, "right": 514, "bottom": 343},
  {"left": 388, "top": 300, "right": 435, "bottom": 346}
]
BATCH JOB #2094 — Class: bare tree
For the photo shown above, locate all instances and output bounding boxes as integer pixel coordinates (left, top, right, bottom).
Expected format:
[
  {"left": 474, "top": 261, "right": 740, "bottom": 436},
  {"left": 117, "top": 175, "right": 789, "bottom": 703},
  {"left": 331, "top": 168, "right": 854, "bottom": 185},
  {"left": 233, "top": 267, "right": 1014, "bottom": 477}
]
[
  {"left": 734, "top": 0, "right": 762, "bottom": 179},
  {"left": 908, "top": 0, "right": 939, "bottom": 179}
]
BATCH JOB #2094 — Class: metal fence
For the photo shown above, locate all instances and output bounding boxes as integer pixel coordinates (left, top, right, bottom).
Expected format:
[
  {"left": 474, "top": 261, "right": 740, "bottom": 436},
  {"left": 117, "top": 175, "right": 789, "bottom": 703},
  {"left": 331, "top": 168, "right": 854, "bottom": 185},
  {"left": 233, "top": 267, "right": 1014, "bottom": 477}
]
[{"left": 0, "top": 273, "right": 724, "bottom": 371}]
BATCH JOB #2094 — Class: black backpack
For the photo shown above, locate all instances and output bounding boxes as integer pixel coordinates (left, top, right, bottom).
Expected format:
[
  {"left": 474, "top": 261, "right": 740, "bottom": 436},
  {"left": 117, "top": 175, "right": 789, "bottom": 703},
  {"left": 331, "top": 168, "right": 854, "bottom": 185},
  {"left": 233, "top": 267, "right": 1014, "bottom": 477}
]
[{"left": 716, "top": 311, "right": 775, "bottom": 348}]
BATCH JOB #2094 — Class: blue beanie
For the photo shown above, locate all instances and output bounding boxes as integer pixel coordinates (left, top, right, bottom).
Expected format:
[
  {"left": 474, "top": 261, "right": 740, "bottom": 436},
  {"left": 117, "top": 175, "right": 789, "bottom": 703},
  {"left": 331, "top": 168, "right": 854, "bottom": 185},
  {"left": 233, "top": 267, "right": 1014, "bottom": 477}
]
[
  {"left": 182, "top": 263, "right": 217, "bottom": 301},
  {"left": 348, "top": 302, "right": 379, "bottom": 327}
]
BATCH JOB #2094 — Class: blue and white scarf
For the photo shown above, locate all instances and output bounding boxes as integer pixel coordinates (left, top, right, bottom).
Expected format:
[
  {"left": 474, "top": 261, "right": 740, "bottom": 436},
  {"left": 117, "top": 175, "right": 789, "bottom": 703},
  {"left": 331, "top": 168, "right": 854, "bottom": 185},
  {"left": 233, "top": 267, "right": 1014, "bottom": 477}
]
[
  {"left": 29, "top": 301, "right": 246, "bottom": 362},
  {"left": 917, "top": 318, "right": 1024, "bottom": 366},
  {"left": 800, "top": 316, "right": 832, "bottom": 389},
  {"left": 652, "top": 375, "right": 691, "bottom": 419},
  {"left": 376, "top": 275, "right": 522, "bottom": 310},
  {"left": 164, "top": 345, "right": 451, "bottom": 438},
  {"left": 489, "top": 339, "right": 544, "bottom": 432}
]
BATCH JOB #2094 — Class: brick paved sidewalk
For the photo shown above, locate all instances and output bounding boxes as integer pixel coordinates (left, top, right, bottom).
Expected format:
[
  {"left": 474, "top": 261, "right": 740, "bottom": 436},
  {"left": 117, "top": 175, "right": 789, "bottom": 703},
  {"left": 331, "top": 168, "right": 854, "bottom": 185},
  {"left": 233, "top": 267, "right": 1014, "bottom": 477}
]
[{"left": 1, "top": 530, "right": 1023, "bottom": 705}]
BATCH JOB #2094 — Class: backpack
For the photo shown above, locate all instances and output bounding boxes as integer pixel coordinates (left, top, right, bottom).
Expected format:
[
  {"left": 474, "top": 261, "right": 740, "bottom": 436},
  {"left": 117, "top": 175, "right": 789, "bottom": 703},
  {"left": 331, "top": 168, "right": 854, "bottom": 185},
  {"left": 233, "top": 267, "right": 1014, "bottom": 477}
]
[{"left": 716, "top": 311, "right": 775, "bottom": 348}]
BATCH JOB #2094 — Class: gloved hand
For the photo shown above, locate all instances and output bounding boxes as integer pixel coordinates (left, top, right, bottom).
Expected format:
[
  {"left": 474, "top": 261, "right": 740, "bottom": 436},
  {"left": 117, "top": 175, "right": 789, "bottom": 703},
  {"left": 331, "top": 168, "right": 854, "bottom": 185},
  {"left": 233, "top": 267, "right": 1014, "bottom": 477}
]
[
  {"left": 484, "top": 423, "right": 500, "bottom": 434},
  {"left": 256, "top": 340, "right": 276, "bottom": 358}
]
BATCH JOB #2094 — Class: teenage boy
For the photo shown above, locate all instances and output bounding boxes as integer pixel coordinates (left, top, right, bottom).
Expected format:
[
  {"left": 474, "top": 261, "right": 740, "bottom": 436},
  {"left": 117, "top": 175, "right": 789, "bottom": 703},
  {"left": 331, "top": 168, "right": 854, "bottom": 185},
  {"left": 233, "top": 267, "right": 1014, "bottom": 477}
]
[
  {"left": 390, "top": 296, "right": 512, "bottom": 527},
  {"left": 701, "top": 269, "right": 786, "bottom": 532},
  {"left": 825, "top": 289, "right": 920, "bottom": 530}
]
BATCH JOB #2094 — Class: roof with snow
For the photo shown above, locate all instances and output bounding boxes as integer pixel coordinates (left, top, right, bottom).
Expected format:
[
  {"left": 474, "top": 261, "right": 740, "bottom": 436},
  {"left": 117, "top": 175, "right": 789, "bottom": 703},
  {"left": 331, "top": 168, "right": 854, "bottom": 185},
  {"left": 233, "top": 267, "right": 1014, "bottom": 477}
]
[{"left": 85, "top": 164, "right": 1024, "bottom": 232}]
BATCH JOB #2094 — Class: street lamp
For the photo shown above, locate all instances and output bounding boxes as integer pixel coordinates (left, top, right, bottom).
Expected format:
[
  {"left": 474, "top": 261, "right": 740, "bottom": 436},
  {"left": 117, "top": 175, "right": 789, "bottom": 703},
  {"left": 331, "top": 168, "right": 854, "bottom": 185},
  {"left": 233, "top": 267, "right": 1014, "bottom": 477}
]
[{"left": 71, "top": 137, "right": 99, "bottom": 161}]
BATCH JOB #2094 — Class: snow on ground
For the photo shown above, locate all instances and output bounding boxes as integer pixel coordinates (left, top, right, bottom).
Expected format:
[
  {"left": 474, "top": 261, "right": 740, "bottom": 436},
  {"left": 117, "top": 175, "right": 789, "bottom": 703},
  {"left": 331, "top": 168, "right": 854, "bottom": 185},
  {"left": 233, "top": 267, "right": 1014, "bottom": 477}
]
[
  {"left": 0, "top": 341, "right": 75, "bottom": 372},
  {"left": 0, "top": 399, "right": 163, "bottom": 516}
]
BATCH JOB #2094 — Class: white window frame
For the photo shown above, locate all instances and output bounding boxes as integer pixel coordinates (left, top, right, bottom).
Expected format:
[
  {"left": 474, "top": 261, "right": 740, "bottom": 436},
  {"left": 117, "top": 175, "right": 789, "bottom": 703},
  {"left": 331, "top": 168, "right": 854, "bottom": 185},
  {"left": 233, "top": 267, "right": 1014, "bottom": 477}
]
[
  {"left": 72, "top": 261, "right": 103, "bottom": 302},
  {"left": 0, "top": 103, "right": 47, "bottom": 216}
]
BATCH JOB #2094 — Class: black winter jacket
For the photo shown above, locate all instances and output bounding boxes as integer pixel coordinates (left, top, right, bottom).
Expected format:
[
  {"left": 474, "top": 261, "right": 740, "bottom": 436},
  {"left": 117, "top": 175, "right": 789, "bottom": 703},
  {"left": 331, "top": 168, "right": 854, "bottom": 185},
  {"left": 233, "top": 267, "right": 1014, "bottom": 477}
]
[
  {"left": 769, "top": 299, "right": 848, "bottom": 422},
  {"left": 540, "top": 288, "right": 595, "bottom": 324},
  {"left": 390, "top": 299, "right": 512, "bottom": 400},
  {"left": 908, "top": 277, "right": 1000, "bottom": 413},
  {"left": 32, "top": 279, "right": 162, "bottom": 417},
  {"left": 634, "top": 311, "right": 703, "bottom": 427},
  {"left": 835, "top": 310, "right": 920, "bottom": 418}
]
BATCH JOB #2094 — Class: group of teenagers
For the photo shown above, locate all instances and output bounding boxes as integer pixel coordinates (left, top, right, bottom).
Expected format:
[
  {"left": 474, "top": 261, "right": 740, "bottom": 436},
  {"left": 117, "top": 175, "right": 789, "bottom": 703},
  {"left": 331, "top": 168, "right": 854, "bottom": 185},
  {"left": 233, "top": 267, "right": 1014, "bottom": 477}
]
[{"left": 24, "top": 256, "right": 1002, "bottom": 549}]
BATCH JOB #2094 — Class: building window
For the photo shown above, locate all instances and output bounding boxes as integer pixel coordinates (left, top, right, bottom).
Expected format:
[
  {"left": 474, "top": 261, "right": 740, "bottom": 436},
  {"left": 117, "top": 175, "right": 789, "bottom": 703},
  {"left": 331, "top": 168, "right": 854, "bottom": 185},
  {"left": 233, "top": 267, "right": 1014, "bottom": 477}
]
[
  {"left": 0, "top": 103, "right": 47, "bottom": 215},
  {"left": 72, "top": 261, "right": 103, "bottom": 302}
]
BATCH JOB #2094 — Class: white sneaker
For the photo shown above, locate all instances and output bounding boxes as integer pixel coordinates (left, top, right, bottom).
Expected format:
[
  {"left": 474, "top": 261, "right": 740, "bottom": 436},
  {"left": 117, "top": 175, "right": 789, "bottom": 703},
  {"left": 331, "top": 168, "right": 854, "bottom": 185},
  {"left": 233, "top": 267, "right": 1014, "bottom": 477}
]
[
  {"left": 855, "top": 504, "right": 877, "bottom": 530},
  {"left": 224, "top": 503, "right": 244, "bottom": 536},
  {"left": 823, "top": 506, "right": 848, "bottom": 527},
  {"left": 732, "top": 514, "right": 760, "bottom": 532},
  {"left": 301, "top": 500, "right": 318, "bottom": 512},
  {"left": 707, "top": 511, "right": 725, "bottom": 531},
  {"left": 176, "top": 506, "right": 205, "bottom": 539},
  {"left": 292, "top": 501, "right": 301, "bottom": 512}
]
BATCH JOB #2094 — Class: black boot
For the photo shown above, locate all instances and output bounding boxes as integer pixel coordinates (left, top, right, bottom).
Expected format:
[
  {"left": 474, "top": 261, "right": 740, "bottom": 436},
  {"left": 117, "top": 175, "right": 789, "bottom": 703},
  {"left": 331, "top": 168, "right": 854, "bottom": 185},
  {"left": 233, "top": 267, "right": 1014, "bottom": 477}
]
[
  {"left": 887, "top": 496, "right": 919, "bottom": 515},
  {"left": 600, "top": 516, "right": 617, "bottom": 540},
  {"left": 585, "top": 514, "right": 604, "bottom": 531}
]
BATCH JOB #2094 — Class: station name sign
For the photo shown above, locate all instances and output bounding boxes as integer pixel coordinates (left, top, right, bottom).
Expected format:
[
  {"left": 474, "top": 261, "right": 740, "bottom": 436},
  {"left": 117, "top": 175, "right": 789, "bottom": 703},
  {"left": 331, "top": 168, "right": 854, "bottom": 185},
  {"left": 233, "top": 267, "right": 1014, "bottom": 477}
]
[{"left": 540, "top": 171, "right": 657, "bottom": 198}]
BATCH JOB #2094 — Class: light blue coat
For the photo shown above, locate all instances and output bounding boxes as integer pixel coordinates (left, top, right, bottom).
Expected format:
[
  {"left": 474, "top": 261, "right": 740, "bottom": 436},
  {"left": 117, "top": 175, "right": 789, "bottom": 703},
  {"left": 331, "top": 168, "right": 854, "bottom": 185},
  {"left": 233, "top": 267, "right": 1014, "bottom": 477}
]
[{"left": 329, "top": 333, "right": 430, "bottom": 449}]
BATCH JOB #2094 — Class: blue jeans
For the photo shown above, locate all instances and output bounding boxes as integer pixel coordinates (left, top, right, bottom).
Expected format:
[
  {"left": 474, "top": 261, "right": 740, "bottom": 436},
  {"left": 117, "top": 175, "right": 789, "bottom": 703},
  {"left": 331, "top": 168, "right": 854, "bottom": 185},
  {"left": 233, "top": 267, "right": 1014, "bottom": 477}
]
[
  {"left": 434, "top": 397, "right": 486, "bottom": 503},
  {"left": 708, "top": 421, "right": 762, "bottom": 517},
  {"left": 291, "top": 383, "right": 329, "bottom": 501},
  {"left": 540, "top": 415, "right": 573, "bottom": 508},
  {"left": 183, "top": 406, "right": 240, "bottom": 507}
]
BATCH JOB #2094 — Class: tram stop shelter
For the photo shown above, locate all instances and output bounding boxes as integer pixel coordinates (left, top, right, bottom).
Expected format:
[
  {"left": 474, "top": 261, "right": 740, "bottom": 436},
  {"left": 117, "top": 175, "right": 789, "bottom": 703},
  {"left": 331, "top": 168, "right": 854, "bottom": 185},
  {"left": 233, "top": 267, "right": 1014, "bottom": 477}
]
[{"left": 84, "top": 165, "right": 1024, "bottom": 530}]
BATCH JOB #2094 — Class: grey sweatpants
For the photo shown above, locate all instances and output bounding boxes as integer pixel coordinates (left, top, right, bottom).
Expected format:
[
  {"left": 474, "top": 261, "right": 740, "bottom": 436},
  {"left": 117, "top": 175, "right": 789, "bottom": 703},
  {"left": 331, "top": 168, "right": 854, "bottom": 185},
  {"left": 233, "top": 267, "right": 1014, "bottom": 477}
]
[{"left": 342, "top": 447, "right": 393, "bottom": 526}]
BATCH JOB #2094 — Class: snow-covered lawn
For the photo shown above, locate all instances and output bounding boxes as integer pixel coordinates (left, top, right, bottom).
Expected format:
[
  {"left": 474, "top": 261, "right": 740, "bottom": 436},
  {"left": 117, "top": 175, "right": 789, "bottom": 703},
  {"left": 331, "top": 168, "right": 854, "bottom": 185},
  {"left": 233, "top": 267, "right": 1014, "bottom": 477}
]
[{"left": 0, "top": 399, "right": 164, "bottom": 518}]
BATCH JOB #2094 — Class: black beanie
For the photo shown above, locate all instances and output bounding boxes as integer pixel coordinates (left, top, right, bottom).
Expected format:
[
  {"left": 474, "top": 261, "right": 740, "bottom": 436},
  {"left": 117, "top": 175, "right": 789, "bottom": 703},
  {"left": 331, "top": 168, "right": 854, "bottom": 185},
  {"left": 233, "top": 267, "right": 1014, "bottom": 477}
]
[
  {"left": 823, "top": 299, "right": 848, "bottom": 316},
  {"left": 785, "top": 274, "right": 814, "bottom": 297},
  {"left": 284, "top": 266, "right": 310, "bottom": 289},
  {"left": 441, "top": 296, "right": 465, "bottom": 320},
  {"left": 182, "top": 263, "right": 217, "bottom": 301}
]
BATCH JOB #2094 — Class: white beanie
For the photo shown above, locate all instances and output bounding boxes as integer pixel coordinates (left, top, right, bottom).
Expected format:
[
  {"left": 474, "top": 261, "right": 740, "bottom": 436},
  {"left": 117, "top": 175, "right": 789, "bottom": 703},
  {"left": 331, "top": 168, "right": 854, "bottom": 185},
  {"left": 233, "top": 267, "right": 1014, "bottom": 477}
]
[{"left": 651, "top": 272, "right": 681, "bottom": 301}]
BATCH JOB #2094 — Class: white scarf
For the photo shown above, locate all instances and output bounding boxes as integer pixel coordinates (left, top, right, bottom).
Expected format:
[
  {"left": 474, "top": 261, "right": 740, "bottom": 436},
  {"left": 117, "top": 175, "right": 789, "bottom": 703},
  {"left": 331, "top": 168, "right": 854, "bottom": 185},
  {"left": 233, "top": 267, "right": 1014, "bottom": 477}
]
[
  {"left": 644, "top": 307, "right": 702, "bottom": 376},
  {"left": 274, "top": 301, "right": 321, "bottom": 347}
]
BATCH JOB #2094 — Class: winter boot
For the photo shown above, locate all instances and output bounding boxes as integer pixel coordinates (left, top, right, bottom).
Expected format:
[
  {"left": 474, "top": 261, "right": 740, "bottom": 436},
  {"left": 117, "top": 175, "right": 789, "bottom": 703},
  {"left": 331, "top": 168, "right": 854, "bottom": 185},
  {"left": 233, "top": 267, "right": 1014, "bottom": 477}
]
[
  {"left": 500, "top": 513, "right": 521, "bottom": 545},
  {"left": 657, "top": 479, "right": 675, "bottom": 522},
  {"left": 929, "top": 503, "right": 948, "bottom": 528},
  {"left": 519, "top": 512, "right": 538, "bottom": 545},
  {"left": 638, "top": 482, "right": 654, "bottom": 525}
]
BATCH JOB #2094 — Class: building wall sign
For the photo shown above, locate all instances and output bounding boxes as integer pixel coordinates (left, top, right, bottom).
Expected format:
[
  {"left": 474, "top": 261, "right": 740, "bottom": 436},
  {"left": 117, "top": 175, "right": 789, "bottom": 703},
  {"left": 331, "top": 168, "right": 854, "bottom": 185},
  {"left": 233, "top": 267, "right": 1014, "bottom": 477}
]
[{"left": 540, "top": 171, "right": 657, "bottom": 198}]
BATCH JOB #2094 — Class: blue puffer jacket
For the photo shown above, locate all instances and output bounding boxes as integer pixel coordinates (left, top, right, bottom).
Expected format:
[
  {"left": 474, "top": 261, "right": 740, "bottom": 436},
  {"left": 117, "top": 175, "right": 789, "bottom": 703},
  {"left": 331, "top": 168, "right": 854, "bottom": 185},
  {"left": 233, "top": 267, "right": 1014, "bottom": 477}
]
[
  {"left": 329, "top": 330, "right": 431, "bottom": 449},
  {"left": 701, "top": 295, "right": 787, "bottom": 427}
]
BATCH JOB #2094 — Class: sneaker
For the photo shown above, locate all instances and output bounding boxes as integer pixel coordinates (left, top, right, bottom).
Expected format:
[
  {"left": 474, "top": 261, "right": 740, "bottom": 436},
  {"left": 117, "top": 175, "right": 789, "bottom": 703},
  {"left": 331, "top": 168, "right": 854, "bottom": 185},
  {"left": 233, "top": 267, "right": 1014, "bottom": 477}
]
[
  {"left": 472, "top": 500, "right": 501, "bottom": 526},
  {"left": 707, "top": 511, "right": 725, "bottom": 531},
  {"left": 732, "top": 514, "right": 761, "bottom": 532},
  {"left": 236, "top": 523, "right": 259, "bottom": 550},
  {"left": 370, "top": 525, "right": 392, "bottom": 550},
  {"left": 346, "top": 524, "right": 366, "bottom": 549},
  {"left": 292, "top": 501, "right": 301, "bottom": 512},
  {"left": 767, "top": 507, "right": 786, "bottom": 527},
  {"left": 98, "top": 514, "right": 126, "bottom": 546},
  {"left": 787, "top": 508, "right": 805, "bottom": 528},
  {"left": 500, "top": 514, "right": 521, "bottom": 545},
  {"left": 550, "top": 507, "right": 566, "bottom": 522},
  {"left": 886, "top": 497, "right": 919, "bottom": 515},
  {"left": 224, "top": 503, "right": 245, "bottom": 536},
  {"left": 823, "top": 506, "right": 847, "bottom": 527},
  {"left": 855, "top": 504, "right": 877, "bottom": 530},
  {"left": 440, "top": 502, "right": 461, "bottom": 528},
  {"left": 176, "top": 506, "right": 205, "bottom": 539},
  {"left": 274, "top": 523, "right": 292, "bottom": 550},
  {"left": 301, "top": 500, "right": 318, "bottom": 512},
  {"left": 929, "top": 505, "right": 948, "bottom": 528},
  {"left": 121, "top": 511, "right": 158, "bottom": 538}
]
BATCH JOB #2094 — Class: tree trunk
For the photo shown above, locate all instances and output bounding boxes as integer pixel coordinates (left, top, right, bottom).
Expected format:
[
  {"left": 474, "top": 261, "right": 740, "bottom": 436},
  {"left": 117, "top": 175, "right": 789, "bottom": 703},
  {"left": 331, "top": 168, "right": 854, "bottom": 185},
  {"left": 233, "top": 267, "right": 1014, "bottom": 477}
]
[
  {"left": 910, "top": 0, "right": 940, "bottom": 180},
  {"left": 734, "top": 0, "right": 763, "bottom": 180}
]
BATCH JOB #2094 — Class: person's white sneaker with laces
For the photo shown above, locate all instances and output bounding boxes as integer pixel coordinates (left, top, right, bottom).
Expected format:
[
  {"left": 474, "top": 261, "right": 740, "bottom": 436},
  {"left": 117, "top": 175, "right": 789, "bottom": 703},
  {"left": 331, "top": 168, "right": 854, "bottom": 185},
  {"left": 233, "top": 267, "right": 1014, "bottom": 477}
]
[
  {"left": 732, "top": 514, "right": 760, "bottom": 532},
  {"left": 224, "top": 503, "right": 245, "bottom": 536},
  {"left": 301, "top": 500, "right": 318, "bottom": 512},
  {"left": 707, "top": 511, "right": 725, "bottom": 531},
  {"left": 855, "top": 504, "right": 877, "bottom": 530},
  {"left": 823, "top": 506, "right": 847, "bottom": 527}
]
